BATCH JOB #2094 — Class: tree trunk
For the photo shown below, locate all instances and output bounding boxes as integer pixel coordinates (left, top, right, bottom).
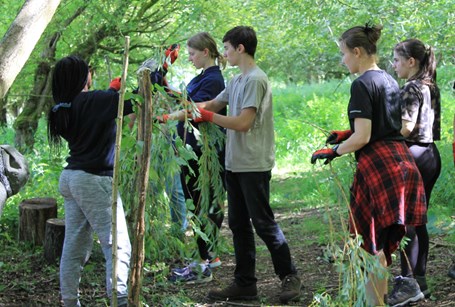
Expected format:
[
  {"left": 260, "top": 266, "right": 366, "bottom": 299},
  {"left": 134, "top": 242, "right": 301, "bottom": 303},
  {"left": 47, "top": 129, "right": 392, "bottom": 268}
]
[
  {"left": 43, "top": 218, "right": 65, "bottom": 265},
  {"left": 128, "top": 71, "right": 153, "bottom": 307},
  {"left": 13, "top": 5, "right": 88, "bottom": 152},
  {"left": 0, "top": 0, "right": 61, "bottom": 99},
  {"left": 0, "top": 93, "right": 7, "bottom": 126},
  {"left": 19, "top": 197, "right": 57, "bottom": 246}
]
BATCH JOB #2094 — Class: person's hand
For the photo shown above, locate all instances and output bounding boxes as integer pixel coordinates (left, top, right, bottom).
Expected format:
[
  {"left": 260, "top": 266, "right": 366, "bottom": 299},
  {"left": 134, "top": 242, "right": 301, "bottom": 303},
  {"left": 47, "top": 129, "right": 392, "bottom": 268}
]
[
  {"left": 156, "top": 114, "right": 169, "bottom": 123},
  {"left": 326, "top": 130, "right": 352, "bottom": 144},
  {"left": 193, "top": 107, "right": 214, "bottom": 123},
  {"left": 162, "top": 43, "right": 180, "bottom": 71},
  {"left": 311, "top": 147, "right": 340, "bottom": 165},
  {"left": 109, "top": 77, "right": 121, "bottom": 91}
]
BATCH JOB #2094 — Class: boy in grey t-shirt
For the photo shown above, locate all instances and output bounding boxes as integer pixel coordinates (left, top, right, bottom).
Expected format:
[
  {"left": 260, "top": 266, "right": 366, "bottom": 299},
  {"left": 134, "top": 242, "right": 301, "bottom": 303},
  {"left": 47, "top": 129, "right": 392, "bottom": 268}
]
[{"left": 189, "top": 26, "right": 301, "bottom": 304}]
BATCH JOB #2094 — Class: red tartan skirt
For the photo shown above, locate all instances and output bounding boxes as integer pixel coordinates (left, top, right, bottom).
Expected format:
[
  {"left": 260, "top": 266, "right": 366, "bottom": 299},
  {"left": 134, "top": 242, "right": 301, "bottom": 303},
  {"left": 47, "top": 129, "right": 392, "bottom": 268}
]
[{"left": 349, "top": 140, "right": 427, "bottom": 266}]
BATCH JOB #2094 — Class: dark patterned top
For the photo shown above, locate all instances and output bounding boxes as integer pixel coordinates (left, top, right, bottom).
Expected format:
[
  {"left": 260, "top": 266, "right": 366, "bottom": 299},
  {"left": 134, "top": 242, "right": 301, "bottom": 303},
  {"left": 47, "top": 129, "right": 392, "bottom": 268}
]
[{"left": 401, "top": 80, "right": 441, "bottom": 142}]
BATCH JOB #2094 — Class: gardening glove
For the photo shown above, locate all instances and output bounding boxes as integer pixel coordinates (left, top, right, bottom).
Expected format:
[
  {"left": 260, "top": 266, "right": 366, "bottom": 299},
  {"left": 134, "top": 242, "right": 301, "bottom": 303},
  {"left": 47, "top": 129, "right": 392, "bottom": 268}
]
[
  {"left": 162, "top": 43, "right": 180, "bottom": 72},
  {"left": 326, "top": 129, "right": 352, "bottom": 145},
  {"left": 109, "top": 77, "right": 121, "bottom": 91},
  {"left": 193, "top": 107, "right": 214, "bottom": 123},
  {"left": 311, "top": 146, "right": 340, "bottom": 165},
  {"left": 156, "top": 114, "right": 170, "bottom": 123}
]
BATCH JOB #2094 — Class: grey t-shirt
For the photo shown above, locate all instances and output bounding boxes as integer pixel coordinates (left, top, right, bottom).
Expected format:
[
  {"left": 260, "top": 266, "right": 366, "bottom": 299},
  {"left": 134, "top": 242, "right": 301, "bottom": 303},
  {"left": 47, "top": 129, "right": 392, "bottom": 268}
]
[{"left": 215, "top": 66, "right": 275, "bottom": 172}]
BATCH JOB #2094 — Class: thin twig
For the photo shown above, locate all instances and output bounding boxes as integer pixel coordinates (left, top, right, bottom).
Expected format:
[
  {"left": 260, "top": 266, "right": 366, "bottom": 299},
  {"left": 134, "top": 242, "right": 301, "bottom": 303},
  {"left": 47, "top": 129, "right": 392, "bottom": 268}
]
[{"left": 111, "top": 36, "right": 130, "bottom": 307}]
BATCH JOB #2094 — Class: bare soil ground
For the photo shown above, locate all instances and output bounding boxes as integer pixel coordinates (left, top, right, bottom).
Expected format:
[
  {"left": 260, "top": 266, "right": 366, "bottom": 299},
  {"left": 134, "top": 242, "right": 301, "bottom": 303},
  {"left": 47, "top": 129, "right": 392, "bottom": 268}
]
[{"left": 0, "top": 207, "right": 453, "bottom": 306}]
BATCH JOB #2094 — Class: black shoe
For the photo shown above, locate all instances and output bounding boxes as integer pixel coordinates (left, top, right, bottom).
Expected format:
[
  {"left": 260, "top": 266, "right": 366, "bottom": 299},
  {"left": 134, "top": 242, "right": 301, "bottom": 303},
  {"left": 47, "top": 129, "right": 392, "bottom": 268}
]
[
  {"left": 280, "top": 274, "right": 301, "bottom": 303},
  {"left": 415, "top": 275, "right": 430, "bottom": 298},
  {"left": 207, "top": 282, "right": 258, "bottom": 301},
  {"left": 388, "top": 276, "right": 424, "bottom": 307}
]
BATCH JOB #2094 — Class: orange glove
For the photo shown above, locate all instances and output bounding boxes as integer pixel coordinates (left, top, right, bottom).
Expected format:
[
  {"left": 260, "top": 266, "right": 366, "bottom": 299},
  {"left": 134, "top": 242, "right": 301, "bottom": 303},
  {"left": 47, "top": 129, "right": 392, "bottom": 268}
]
[
  {"left": 326, "top": 130, "right": 352, "bottom": 144},
  {"left": 109, "top": 77, "right": 121, "bottom": 91},
  {"left": 193, "top": 107, "right": 214, "bottom": 123},
  {"left": 162, "top": 44, "right": 180, "bottom": 71},
  {"left": 311, "top": 146, "right": 340, "bottom": 165},
  {"left": 156, "top": 114, "right": 169, "bottom": 123}
]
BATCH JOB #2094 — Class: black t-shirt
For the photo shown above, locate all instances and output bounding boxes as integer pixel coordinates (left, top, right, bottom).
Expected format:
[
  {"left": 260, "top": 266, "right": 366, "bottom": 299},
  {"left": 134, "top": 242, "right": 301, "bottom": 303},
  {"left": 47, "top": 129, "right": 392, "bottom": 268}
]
[
  {"left": 348, "top": 70, "right": 403, "bottom": 151},
  {"left": 63, "top": 89, "right": 133, "bottom": 175}
]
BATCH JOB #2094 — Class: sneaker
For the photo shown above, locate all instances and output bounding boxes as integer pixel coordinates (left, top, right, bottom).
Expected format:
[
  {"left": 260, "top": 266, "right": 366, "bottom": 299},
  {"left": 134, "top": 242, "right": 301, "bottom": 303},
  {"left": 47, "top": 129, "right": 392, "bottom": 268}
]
[
  {"left": 280, "top": 274, "right": 302, "bottom": 304},
  {"left": 207, "top": 282, "right": 258, "bottom": 301},
  {"left": 168, "top": 263, "right": 212, "bottom": 284},
  {"left": 209, "top": 257, "right": 222, "bottom": 268},
  {"left": 388, "top": 276, "right": 424, "bottom": 307},
  {"left": 415, "top": 275, "right": 430, "bottom": 298},
  {"left": 171, "top": 261, "right": 200, "bottom": 275}
]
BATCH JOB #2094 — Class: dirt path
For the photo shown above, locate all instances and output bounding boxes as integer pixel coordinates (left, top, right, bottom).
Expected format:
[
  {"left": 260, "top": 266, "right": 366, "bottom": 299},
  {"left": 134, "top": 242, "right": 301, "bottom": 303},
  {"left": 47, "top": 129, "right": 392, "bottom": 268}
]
[
  {"left": 166, "top": 208, "right": 455, "bottom": 306},
  {"left": 0, "top": 207, "right": 453, "bottom": 306}
]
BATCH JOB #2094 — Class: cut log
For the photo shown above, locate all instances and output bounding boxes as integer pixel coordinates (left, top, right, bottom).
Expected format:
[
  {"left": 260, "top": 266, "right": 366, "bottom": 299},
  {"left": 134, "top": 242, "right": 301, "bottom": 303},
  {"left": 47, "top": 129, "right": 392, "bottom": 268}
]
[
  {"left": 43, "top": 218, "right": 65, "bottom": 265},
  {"left": 19, "top": 197, "right": 57, "bottom": 245}
]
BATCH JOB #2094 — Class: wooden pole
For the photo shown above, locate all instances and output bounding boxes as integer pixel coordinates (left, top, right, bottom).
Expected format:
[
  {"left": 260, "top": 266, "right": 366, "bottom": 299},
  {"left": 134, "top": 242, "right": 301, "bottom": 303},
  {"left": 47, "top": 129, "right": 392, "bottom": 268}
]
[
  {"left": 128, "top": 69, "right": 153, "bottom": 307},
  {"left": 111, "top": 36, "right": 130, "bottom": 307}
]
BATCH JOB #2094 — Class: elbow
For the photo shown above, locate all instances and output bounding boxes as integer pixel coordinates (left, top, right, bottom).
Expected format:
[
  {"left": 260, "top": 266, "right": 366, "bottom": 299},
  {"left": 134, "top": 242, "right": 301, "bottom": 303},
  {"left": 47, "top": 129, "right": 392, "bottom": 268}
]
[
  {"left": 237, "top": 121, "right": 253, "bottom": 132},
  {"left": 356, "top": 134, "right": 370, "bottom": 148}
]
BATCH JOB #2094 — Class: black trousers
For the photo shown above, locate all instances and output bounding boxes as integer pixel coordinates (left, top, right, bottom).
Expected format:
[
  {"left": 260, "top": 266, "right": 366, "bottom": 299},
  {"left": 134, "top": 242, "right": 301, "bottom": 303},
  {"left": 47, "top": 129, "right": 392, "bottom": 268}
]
[
  {"left": 401, "top": 142, "right": 441, "bottom": 277},
  {"left": 181, "top": 151, "right": 225, "bottom": 260},
  {"left": 225, "top": 170, "right": 297, "bottom": 286}
]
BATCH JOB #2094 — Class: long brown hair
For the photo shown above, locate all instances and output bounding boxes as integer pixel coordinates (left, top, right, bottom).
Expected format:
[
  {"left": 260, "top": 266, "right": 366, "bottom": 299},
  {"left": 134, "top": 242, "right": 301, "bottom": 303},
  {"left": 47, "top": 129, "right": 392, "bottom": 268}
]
[{"left": 187, "top": 32, "right": 226, "bottom": 69}]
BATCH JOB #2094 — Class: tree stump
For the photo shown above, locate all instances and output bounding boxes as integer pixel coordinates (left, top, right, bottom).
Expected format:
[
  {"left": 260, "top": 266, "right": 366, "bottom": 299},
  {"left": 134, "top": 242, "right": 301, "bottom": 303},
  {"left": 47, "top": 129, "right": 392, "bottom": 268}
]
[
  {"left": 19, "top": 197, "right": 57, "bottom": 245},
  {"left": 43, "top": 218, "right": 65, "bottom": 265}
]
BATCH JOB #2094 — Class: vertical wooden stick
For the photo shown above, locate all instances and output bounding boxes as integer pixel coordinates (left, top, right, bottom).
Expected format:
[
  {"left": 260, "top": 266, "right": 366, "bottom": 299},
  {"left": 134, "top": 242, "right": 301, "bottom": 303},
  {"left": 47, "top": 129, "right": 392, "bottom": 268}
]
[
  {"left": 128, "top": 69, "right": 153, "bottom": 307},
  {"left": 111, "top": 36, "right": 130, "bottom": 307}
]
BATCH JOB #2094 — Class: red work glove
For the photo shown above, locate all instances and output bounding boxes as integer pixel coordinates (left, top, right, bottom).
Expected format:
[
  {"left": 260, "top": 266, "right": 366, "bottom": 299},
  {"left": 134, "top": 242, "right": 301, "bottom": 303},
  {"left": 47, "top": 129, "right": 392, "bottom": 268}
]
[
  {"left": 156, "top": 114, "right": 169, "bottom": 123},
  {"left": 325, "top": 129, "right": 352, "bottom": 144},
  {"left": 311, "top": 147, "right": 340, "bottom": 165},
  {"left": 109, "top": 77, "right": 121, "bottom": 91},
  {"left": 193, "top": 107, "right": 214, "bottom": 123},
  {"left": 162, "top": 43, "right": 180, "bottom": 71}
]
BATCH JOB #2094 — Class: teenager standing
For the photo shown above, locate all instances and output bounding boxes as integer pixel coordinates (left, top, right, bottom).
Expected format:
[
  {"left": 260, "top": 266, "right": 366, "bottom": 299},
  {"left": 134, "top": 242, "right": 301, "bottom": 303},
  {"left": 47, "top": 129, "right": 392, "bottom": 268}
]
[
  {"left": 185, "top": 26, "right": 301, "bottom": 304},
  {"left": 311, "top": 24, "right": 427, "bottom": 306},
  {"left": 170, "top": 32, "right": 226, "bottom": 282},
  {"left": 47, "top": 56, "right": 132, "bottom": 307},
  {"left": 390, "top": 38, "right": 442, "bottom": 304}
]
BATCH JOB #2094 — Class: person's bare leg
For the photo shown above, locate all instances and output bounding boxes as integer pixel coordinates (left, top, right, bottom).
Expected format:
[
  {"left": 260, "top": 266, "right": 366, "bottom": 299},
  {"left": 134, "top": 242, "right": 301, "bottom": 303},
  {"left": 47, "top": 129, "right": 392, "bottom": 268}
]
[{"left": 366, "top": 250, "right": 388, "bottom": 306}]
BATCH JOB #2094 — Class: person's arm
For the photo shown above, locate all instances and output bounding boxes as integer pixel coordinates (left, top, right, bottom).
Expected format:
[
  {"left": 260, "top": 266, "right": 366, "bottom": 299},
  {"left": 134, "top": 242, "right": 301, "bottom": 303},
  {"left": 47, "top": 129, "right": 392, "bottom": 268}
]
[
  {"left": 334, "top": 118, "right": 371, "bottom": 155},
  {"left": 211, "top": 107, "right": 256, "bottom": 132},
  {"left": 401, "top": 119, "right": 415, "bottom": 138}
]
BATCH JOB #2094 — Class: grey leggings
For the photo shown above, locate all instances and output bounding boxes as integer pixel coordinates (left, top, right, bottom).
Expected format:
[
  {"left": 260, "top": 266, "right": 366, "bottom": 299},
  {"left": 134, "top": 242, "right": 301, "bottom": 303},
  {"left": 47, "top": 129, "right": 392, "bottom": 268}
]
[{"left": 59, "top": 170, "right": 131, "bottom": 306}]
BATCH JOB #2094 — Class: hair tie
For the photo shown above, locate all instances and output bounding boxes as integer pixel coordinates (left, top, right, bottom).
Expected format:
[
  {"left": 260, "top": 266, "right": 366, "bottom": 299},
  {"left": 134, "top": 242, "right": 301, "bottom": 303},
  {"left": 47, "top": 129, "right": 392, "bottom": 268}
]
[
  {"left": 52, "top": 102, "right": 72, "bottom": 113},
  {"left": 364, "top": 22, "right": 374, "bottom": 33}
]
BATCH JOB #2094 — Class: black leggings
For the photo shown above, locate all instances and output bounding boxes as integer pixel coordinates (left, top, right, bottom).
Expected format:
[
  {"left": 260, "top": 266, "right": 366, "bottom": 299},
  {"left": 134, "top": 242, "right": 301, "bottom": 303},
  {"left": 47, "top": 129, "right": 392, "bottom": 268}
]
[
  {"left": 181, "top": 151, "right": 225, "bottom": 261},
  {"left": 401, "top": 142, "right": 441, "bottom": 277}
]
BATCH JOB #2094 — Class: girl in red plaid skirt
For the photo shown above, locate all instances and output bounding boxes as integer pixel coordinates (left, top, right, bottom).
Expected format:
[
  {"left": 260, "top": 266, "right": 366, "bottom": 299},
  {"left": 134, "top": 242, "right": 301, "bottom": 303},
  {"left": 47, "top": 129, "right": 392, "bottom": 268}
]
[{"left": 311, "top": 24, "right": 427, "bottom": 306}]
